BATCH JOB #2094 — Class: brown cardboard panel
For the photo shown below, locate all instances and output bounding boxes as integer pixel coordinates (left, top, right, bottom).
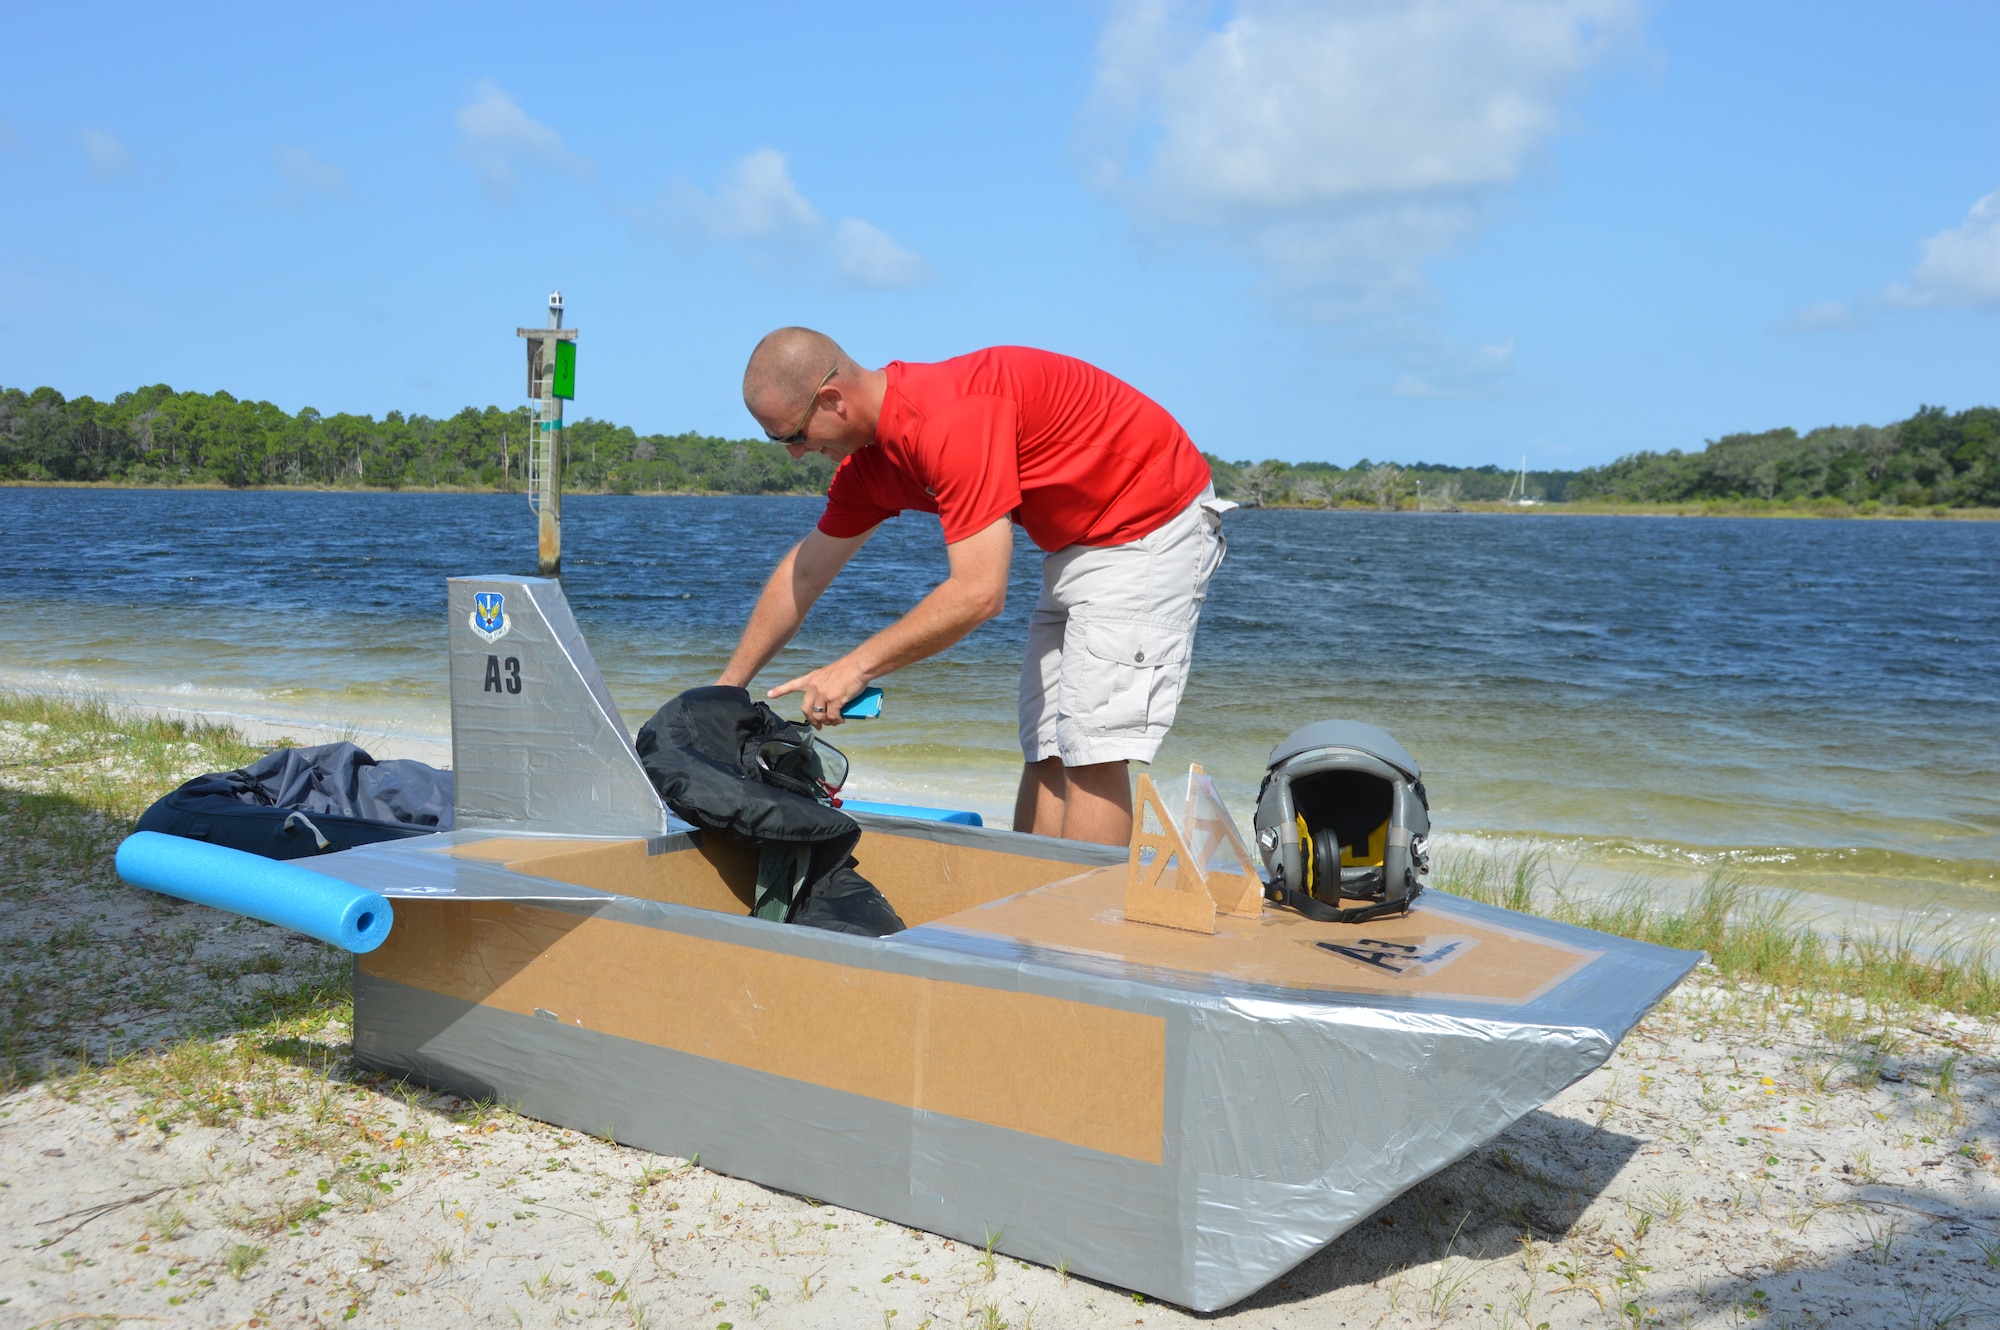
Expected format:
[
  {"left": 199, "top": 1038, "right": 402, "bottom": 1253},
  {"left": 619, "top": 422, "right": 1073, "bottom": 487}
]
[
  {"left": 502, "top": 839, "right": 757, "bottom": 915},
  {"left": 919, "top": 981, "right": 1161, "bottom": 1152},
  {"left": 361, "top": 900, "right": 1166, "bottom": 1162},
  {"left": 1127, "top": 862, "right": 1218, "bottom": 934},
  {"left": 439, "top": 837, "right": 633, "bottom": 863},
  {"left": 935, "top": 867, "right": 1599, "bottom": 1004},
  {"left": 367, "top": 900, "right": 479, "bottom": 985},
  {"left": 850, "top": 831, "right": 1100, "bottom": 928},
  {"left": 445, "top": 830, "right": 1084, "bottom": 928},
  {"left": 1207, "top": 870, "right": 1266, "bottom": 919}
]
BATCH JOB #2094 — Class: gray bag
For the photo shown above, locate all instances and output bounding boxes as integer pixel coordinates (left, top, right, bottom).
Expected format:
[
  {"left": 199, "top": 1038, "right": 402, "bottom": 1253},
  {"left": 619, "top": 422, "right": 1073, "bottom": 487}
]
[{"left": 133, "top": 742, "right": 451, "bottom": 860}]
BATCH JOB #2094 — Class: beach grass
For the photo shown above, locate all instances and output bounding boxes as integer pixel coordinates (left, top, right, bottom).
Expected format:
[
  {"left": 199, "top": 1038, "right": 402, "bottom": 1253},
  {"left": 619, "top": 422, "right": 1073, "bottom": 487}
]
[
  {"left": 1438, "top": 848, "right": 2000, "bottom": 1017},
  {"left": 0, "top": 690, "right": 346, "bottom": 1089},
  {"left": 0, "top": 688, "right": 265, "bottom": 822}
]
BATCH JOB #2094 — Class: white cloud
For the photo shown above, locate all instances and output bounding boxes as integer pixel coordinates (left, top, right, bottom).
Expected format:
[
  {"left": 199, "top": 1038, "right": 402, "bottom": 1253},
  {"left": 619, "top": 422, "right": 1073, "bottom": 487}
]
[
  {"left": 1247, "top": 202, "right": 1479, "bottom": 320},
  {"left": 1885, "top": 189, "right": 2000, "bottom": 310},
  {"left": 664, "top": 149, "right": 933, "bottom": 286},
  {"left": 1389, "top": 335, "right": 1516, "bottom": 398},
  {"left": 1086, "top": 0, "right": 1636, "bottom": 325},
  {"left": 831, "top": 218, "right": 933, "bottom": 288},
  {"left": 274, "top": 144, "right": 349, "bottom": 206},
  {"left": 675, "top": 148, "right": 821, "bottom": 242},
  {"left": 454, "top": 80, "right": 589, "bottom": 203},
  {"left": 1784, "top": 300, "right": 1865, "bottom": 333},
  {"left": 81, "top": 128, "right": 131, "bottom": 178}
]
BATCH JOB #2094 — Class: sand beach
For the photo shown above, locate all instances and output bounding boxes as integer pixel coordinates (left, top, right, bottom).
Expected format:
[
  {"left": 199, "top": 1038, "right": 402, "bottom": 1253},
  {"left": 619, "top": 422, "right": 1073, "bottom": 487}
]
[{"left": 4, "top": 702, "right": 1999, "bottom": 1328}]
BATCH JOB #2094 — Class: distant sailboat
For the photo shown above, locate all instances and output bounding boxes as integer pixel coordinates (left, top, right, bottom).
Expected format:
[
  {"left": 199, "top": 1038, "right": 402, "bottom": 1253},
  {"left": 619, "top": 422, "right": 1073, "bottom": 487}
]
[{"left": 1506, "top": 455, "right": 1540, "bottom": 506}]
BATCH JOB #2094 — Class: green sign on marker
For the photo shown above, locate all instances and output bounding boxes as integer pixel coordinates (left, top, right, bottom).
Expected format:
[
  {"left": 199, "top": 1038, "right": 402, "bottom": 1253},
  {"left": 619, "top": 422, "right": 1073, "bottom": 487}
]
[{"left": 552, "top": 340, "right": 576, "bottom": 400}]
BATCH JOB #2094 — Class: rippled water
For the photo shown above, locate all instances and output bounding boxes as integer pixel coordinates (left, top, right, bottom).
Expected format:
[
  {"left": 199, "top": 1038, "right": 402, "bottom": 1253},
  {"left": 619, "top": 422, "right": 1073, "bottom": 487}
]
[{"left": 4, "top": 488, "right": 1996, "bottom": 913}]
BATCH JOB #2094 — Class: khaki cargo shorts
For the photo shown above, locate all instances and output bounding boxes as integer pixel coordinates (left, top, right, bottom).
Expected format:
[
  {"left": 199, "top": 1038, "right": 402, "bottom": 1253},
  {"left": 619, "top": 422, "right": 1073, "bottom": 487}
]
[{"left": 1019, "top": 485, "right": 1233, "bottom": 767}]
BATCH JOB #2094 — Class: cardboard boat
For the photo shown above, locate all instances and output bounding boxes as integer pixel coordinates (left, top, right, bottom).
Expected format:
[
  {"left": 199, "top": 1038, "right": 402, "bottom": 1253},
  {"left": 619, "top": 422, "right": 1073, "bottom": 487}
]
[{"left": 124, "top": 575, "right": 1699, "bottom": 1311}]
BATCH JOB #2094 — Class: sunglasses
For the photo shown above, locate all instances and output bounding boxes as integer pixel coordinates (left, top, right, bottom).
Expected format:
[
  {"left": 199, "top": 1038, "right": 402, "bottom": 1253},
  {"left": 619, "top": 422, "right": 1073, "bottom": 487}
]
[{"left": 768, "top": 366, "right": 838, "bottom": 445}]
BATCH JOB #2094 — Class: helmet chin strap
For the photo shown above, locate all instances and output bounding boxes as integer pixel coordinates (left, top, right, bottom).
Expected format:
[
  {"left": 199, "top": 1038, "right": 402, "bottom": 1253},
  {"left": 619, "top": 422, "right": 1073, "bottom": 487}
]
[
  {"left": 1262, "top": 877, "right": 1423, "bottom": 925},
  {"left": 1263, "top": 795, "right": 1424, "bottom": 924}
]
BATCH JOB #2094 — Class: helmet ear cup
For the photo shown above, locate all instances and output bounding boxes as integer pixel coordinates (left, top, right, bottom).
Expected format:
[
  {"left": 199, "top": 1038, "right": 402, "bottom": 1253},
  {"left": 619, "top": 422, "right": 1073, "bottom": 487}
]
[{"left": 1310, "top": 825, "right": 1346, "bottom": 902}]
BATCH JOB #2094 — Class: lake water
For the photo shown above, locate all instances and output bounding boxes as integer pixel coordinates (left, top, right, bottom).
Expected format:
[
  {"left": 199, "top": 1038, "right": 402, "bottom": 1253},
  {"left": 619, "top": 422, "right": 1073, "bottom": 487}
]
[{"left": 4, "top": 488, "right": 1996, "bottom": 920}]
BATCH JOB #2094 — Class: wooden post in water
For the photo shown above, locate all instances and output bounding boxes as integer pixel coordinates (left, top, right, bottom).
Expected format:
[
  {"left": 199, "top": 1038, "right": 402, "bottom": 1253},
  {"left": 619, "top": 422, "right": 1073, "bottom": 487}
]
[{"left": 517, "top": 291, "right": 579, "bottom": 575}]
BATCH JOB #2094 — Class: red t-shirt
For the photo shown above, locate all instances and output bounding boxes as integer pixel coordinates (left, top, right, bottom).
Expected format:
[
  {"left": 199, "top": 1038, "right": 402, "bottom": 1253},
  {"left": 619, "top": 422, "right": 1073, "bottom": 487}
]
[{"left": 815, "top": 347, "right": 1211, "bottom": 552}]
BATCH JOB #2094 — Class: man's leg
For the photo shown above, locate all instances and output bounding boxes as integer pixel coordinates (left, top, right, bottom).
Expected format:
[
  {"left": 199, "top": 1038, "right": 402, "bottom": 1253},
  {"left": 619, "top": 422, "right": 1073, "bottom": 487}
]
[
  {"left": 1015, "top": 573, "right": 1068, "bottom": 834},
  {"left": 1039, "top": 487, "right": 1226, "bottom": 841},
  {"left": 1057, "top": 759, "right": 1131, "bottom": 845},
  {"left": 1013, "top": 757, "right": 1133, "bottom": 843},
  {"left": 1012, "top": 756, "right": 1067, "bottom": 837}
]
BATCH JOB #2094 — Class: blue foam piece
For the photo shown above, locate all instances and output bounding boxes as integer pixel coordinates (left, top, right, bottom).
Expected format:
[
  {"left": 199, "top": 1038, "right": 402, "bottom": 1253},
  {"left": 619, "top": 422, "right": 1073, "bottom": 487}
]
[
  {"left": 839, "top": 686, "right": 884, "bottom": 719},
  {"left": 115, "top": 830, "right": 394, "bottom": 953},
  {"left": 841, "top": 800, "right": 983, "bottom": 826}
]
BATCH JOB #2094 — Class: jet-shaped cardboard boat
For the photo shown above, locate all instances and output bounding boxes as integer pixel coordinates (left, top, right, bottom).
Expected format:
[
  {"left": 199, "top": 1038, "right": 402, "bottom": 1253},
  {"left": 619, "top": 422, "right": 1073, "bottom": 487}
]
[{"left": 123, "top": 575, "right": 1699, "bottom": 1312}]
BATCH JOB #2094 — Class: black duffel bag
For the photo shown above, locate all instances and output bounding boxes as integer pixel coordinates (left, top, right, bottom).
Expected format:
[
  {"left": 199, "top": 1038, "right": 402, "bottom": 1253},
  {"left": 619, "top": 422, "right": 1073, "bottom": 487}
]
[
  {"left": 635, "top": 687, "right": 904, "bottom": 937},
  {"left": 134, "top": 741, "right": 452, "bottom": 860}
]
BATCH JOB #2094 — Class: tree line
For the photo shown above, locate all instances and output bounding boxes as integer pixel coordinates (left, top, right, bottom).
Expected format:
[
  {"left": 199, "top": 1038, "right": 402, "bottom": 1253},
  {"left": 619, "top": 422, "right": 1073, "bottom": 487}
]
[
  {"left": 2, "top": 382, "right": 1993, "bottom": 509},
  {"left": 1206, "top": 457, "right": 1580, "bottom": 508},
  {"left": 1204, "top": 405, "right": 1998, "bottom": 510},
  {"left": 1560, "top": 405, "right": 1999, "bottom": 508},
  {"left": 0, "top": 383, "right": 835, "bottom": 495}
]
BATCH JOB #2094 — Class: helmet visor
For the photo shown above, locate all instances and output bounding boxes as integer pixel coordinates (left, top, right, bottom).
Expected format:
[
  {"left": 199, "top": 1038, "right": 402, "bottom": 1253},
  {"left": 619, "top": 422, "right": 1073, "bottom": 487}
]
[{"left": 755, "top": 733, "right": 849, "bottom": 798}]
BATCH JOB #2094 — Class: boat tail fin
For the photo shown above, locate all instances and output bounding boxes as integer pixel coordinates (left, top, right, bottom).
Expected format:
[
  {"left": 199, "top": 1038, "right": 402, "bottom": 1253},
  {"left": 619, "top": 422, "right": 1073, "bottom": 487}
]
[{"left": 448, "top": 575, "right": 667, "bottom": 836}]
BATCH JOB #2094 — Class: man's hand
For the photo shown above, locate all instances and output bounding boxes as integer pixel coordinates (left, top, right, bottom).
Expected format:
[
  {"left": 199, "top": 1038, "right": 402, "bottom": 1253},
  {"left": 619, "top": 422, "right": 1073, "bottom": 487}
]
[
  {"left": 767, "top": 660, "right": 870, "bottom": 730},
  {"left": 765, "top": 517, "right": 1015, "bottom": 728}
]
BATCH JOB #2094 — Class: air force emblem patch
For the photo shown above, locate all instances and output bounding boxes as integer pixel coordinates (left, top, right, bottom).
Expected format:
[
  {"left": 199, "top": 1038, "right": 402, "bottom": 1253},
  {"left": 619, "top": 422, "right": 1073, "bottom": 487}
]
[{"left": 469, "top": 591, "right": 511, "bottom": 644}]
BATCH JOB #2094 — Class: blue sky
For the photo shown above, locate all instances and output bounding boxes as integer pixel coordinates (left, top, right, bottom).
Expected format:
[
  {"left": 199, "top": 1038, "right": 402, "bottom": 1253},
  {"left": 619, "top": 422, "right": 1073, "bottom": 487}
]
[{"left": 3, "top": 1, "right": 1995, "bottom": 469}]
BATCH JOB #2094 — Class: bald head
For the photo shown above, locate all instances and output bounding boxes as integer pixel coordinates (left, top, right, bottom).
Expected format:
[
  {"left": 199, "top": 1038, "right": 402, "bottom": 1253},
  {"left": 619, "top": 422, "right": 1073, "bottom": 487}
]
[{"left": 742, "top": 327, "right": 861, "bottom": 423}]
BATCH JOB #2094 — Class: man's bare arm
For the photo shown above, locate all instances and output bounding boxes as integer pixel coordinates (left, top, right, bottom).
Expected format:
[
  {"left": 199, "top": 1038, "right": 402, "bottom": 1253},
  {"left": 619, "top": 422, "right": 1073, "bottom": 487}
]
[
  {"left": 769, "top": 516, "right": 1014, "bottom": 726},
  {"left": 715, "top": 526, "right": 875, "bottom": 688}
]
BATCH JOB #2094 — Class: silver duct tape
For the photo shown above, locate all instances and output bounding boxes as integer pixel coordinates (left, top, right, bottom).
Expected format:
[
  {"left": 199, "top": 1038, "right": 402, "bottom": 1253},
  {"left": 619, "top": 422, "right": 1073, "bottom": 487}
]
[
  {"left": 304, "top": 843, "right": 611, "bottom": 902},
  {"left": 448, "top": 576, "right": 668, "bottom": 837},
  {"left": 1177, "top": 998, "right": 1612, "bottom": 1183},
  {"left": 299, "top": 829, "right": 703, "bottom": 902},
  {"left": 350, "top": 876, "right": 1697, "bottom": 1310},
  {"left": 355, "top": 973, "right": 1183, "bottom": 1291}
]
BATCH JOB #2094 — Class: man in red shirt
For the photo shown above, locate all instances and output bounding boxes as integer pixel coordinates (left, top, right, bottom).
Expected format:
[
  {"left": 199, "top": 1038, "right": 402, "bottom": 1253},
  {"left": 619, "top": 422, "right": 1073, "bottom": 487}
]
[{"left": 717, "top": 327, "right": 1230, "bottom": 845}]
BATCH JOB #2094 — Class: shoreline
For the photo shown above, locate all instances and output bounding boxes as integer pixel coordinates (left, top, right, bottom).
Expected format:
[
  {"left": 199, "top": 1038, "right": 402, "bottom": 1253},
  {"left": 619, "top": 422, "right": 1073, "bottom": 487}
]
[
  {"left": 13, "top": 684, "right": 1996, "bottom": 947},
  {"left": 0, "top": 688, "right": 452, "bottom": 769},
  {"left": 0, "top": 478, "right": 825, "bottom": 500},
  {"left": 106, "top": 703, "right": 452, "bottom": 769},
  {"left": 3, "top": 479, "right": 1995, "bottom": 520}
]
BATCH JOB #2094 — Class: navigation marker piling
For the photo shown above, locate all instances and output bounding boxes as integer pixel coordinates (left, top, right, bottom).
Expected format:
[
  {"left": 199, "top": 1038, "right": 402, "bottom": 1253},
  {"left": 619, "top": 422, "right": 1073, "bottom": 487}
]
[{"left": 517, "top": 291, "right": 579, "bottom": 575}]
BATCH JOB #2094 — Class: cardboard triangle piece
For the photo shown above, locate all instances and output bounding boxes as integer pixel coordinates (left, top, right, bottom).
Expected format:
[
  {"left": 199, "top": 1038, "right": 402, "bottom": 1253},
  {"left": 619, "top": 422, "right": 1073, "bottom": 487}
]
[
  {"left": 1182, "top": 764, "right": 1265, "bottom": 918},
  {"left": 1124, "top": 774, "right": 1217, "bottom": 934}
]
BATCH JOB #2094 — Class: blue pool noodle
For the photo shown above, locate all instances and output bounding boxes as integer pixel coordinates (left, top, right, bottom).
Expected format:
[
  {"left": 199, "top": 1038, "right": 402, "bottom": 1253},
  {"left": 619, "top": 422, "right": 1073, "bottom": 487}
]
[
  {"left": 115, "top": 830, "right": 393, "bottom": 953},
  {"left": 841, "top": 800, "right": 982, "bottom": 826}
]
